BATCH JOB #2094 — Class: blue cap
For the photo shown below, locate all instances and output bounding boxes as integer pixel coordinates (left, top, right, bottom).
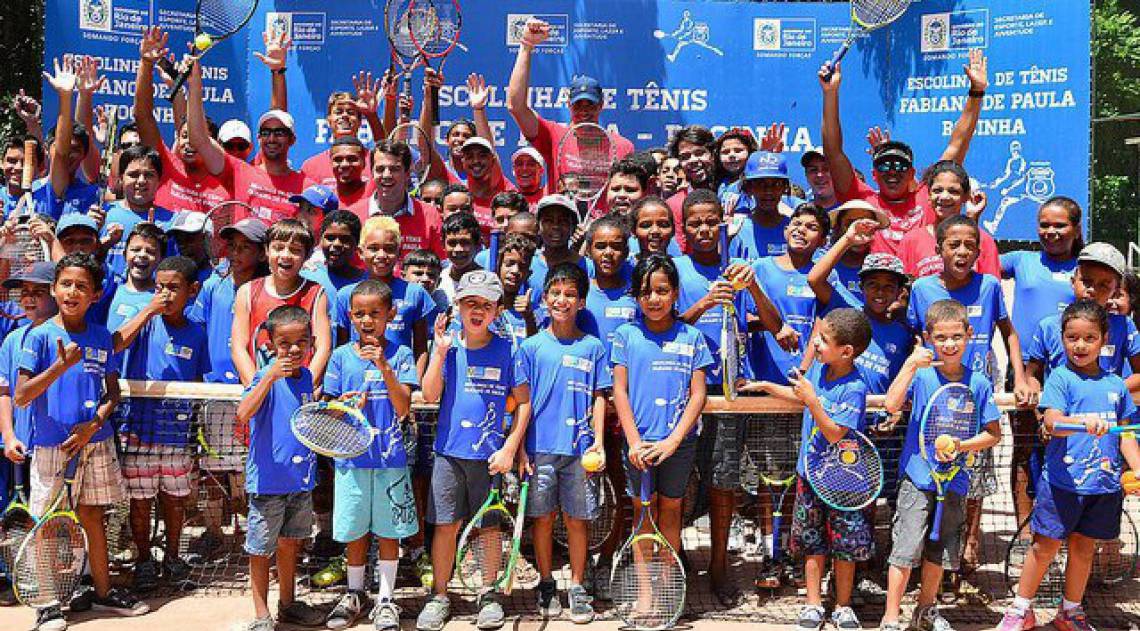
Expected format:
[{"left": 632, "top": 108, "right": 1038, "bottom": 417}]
[
  {"left": 55, "top": 213, "right": 99, "bottom": 237},
  {"left": 743, "top": 151, "right": 789, "bottom": 181},
  {"left": 2, "top": 260, "right": 55, "bottom": 288},
  {"left": 569, "top": 75, "right": 603, "bottom": 105},
  {"left": 289, "top": 185, "right": 339, "bottom": 213}
]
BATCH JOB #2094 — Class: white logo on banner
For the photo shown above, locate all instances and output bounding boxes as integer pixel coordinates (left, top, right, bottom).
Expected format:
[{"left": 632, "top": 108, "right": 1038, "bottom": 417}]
[
  {"left": 79, "top": 0, "right": 112, "bottom": 32},
  {"left": 654, "top": 10, "right": 723, "bottom": 63},
  {"left": 506, "top": 14, "right": 568, "bottom": 50},
  {"left": 753, "top": 19, "right": 781, "bottom": 51},
  {"left": 922, "top": 13, "right": 950, "bottom": 52},
  {"left": 981, "top": 140, "right": 1056, "bottom": 235}
]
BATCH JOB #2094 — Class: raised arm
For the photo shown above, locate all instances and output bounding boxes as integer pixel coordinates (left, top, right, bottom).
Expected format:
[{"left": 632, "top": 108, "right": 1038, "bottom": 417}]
[
  {"left": 12, "top": 91, "right": 43, "bottom": 143},
  {"left": 44, "top": 57, "right": 78, "bottom": 199},
  {"left": 353, "top": 71, "right": 386, "bottom": 142},
  {"left": 75, "top": 55, "right": 106, "bottom": 185},
  {"left": 466, "top": 74, "right": 495, "bottom": 142},
  {"left": 807, "top": 219, "right": 877, "bottom": 304},
  {"left": 884, "top": 346, "right": 933, "bottom": 414},
  {"left": 185, "top": 58, "right": 227, "bottom": 176},
  {"left": 254, "top": 28, "right": 292, "bottom": 112},
  {"left": 939, "top": 49, "right": 989, "bottom": 164},
  {"left": 505, "top": 18, "right": 548, "bottom": 140},
  {"left": 134, "top": 26, "right": 170, "bottom": 152},
  {"left": 818, "top": 63, "right": 856, "bottom": 197}
]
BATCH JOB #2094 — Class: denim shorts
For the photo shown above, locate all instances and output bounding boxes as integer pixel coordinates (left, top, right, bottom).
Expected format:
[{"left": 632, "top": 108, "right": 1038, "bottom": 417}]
[
  {"left": 887, "top": 477, "right": 966, "bottom": 570},
  {"left": 526, "top": 453, "right": 598, "bottom": 520},
  {"left": 245, "top": 491, "right": 314, "bottom": 556},
  {"left": 427, "top": 455, "right": 492, "bottom": 525}
]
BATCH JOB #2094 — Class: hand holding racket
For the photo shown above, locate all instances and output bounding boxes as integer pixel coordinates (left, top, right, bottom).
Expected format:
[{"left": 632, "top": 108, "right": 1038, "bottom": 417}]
[
  {"left": 156, "top": 0, "right": 260, "bottom": 99},
  {"left": 290, "top": 393, "right": 377, "bottom": 459},
  {"left": 1053, "top": 420, "right": 1140, "bottom": 437},
  {"left": 822, "top": 0, "right": 911, "bottom": 80},
  {"left": 918, "top": 382, "right": 977, "bottom": 541}
]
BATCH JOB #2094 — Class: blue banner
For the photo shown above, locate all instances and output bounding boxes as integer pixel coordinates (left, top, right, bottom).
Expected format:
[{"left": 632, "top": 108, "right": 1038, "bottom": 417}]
[{"left": 46, "top": 0, "right": 1090, "bottom": 240}]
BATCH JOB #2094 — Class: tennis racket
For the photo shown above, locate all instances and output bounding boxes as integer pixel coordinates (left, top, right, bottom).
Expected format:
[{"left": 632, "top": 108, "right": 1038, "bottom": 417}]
[
  {"left": 456, "top": 473, "right": 513, "bottom": 593},
  {"left": 803, "top": 426, "right": 883, "bottom": 511},
  {"left": 159, "top": 0, "right": 260, "bottom": 99},
  {"left": 1054, "top": 422, "right": 1140, "bottom": 435},
  {"left": 556, "top": 122, "right": 617, "bottom": 227},
  {"left": 611, "top": 469, "right": 686, "bottom": 630},
  {"left": 822, "top": 0, "right": 911, "bottom": 80},
  {"left": 718, "top": 223, "right": 740, "bottom": 400},
  {"left": 385, "top": 0, "right": 426, "bottom": 117},
  {"left": 0, "top": 465, "right": 35, "bottom": 574},
  {"left": 918, "top": 382, "right": 978, "bottom": 542},
  {"left": 97, "top": 105, "right": 119, "bottom": 204},
  {"left": 554, "top": 472, "right": 617, "bottom": 552},
  {"left": 387, "top": 121, "right": 434, "bottom": 186},
  {"left": 289, "top": 394, "right": 377, "bottom": 459},
  {"left": 3, "top": 138, "right": 49, "bottom": 291},
  {"left": 12, "top": 454, "right": 87, "bottom": 608},
  {"left": 407, "top": 0, "right": 462, "bottom": 125},
  {"left": 501, "top": 470, "right": 530, "bottom": 595},
  {"left": 762, "top": 472, "right": 795, "bottom": 561}
]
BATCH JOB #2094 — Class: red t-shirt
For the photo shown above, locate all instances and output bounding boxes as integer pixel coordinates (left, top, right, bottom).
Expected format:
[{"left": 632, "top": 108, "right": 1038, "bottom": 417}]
[
  {"left": 529, "top": 117, "right": 635, "bottom": 195},
  {"left": 894, "top": 225, "right": 1002, "bottom": 279},
  {"left": 363, "top": 195, "right": 447, "bottom": 261},
  {"left": 155, "top": 143, "right": 234, "bottom": 214},
  {"left": 338, "top": 181, "right": 375, "bottom": 222},
  {"left": 471, "top": 174, "right": 515, "bottom": 243},
  {"left": 666, "top": 189, "right": 690, "bottom": 252},
  {"left": 841, "top": 177, "right": 938, "bottom": 257},
  {"left": 519, "top": 187, "right": 544, "bottom": 207},
  {"left": 301, "top": 148, "right": 370, "bottom": 188},
  {"left": 230, "top": 156, "right": 312, "bottom": 225}
]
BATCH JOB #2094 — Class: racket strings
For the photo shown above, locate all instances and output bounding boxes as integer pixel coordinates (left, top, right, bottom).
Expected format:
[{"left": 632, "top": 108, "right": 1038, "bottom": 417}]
[
  {"left": 809, "top": 436, "right": 883, "bottom": 509},
  {"left": 852, "top": 0, "right": 912, "bottom": 26},
  {"left": 612, "top": 538, "right": 685, "bottom": 629},
  {"left": 559, "top": 129, "right": 613, "bottom": 199},
  {"left": 198, "top": 0, "right": 257, "bottom": 35},
  {"left": 14, "top": 517, "right": 86, "bottom": 607},
  {"left": 458, "top": 512, "right": 512, "bottom": 591},
  {"left": 0, "top": 508, "right": 35, "bottom": 568},
  {"left": 293, "top": 408, "right": 373, "bottom": 457},
  {"left": 409, "top": 1, "right": 460, "bottom": 54}
]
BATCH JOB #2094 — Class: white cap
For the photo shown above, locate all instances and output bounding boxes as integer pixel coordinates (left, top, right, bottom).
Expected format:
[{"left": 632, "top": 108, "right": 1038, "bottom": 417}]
[
  {"left": 460, "top": 136, "right": 494, "bottom": 153},
  {"left": 218, "top": 119, "right": 252, "bottom": 144},
  {"left": 257, "top": 109, "right": 295, "bottom": 133},
  {"left": 511, "top": 146, "right": 546, "bottom": 170}
]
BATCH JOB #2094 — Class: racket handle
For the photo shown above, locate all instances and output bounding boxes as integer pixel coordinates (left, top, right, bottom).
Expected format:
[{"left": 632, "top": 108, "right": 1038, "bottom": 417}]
[
  {"left": 20, "top": 139, "right": 36, "bottom": 191},
  {"left": 640, "top": 469, "right": 653, "bottom": 503},
  {"left": 63, "top": 454, "right": 81, "bottom": 481},
  {"left": 771, "top": 515, "right": 782, "bottom": 562},
  {"left": 488, "top": 231, "right": 501, "bottom": 274},
  {"left": 431, "top": 84, "right": 440, "bottom": 125},
  {"left": 719, "top": 223, "right": 729, "bottom": 272},
  {"left": 822, "top": 43, "right": 852, "bottom": 81},
  {"left": 929, "top": 500, "right": 944, "bottom": 542},
  {"left": 1054, "top": 422, "right": 1140, "bottom": 434}
]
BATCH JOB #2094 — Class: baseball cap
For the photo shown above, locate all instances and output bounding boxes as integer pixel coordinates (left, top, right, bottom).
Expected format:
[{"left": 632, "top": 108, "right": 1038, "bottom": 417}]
[
  {"left": 257, "top": 109, "right": 295, "bottom": 133},
  {"left": 859, "top": 253, "right": 907, "bottom": 282},
  {"left": 872, "top": 141, "right": 914, "bottom": 167},
  {"left": 3, "top": 260, "right": 55, "bottom": 289},
  {"left": 219, "top": 218, "right": 269, "bottom": 244},
  {"left": 800, "top": 148, "right": 826, "bottom": 168},
  {"left": 535, "top": 194, "right": 577, "bottom": 222},
  {"left": 1078, "top": 242, "right": 1126, "bottom": 278},
  {"left": 166, "top": 211, "right": 211, "bottom": 235},
  {"left": 289, "top": 185, "right": 339, "bottom": 213},
  {"left": 455, "top": 270, "right": 504, "bottom": 303},
  {"left": 829, "top": 200, "right": 890, "bottom": 231},
  {"left": 460, "top": 137, "right": 494, "bottom": 154},
  {"left": 742, "top": 151, "right": 788, "bottom": 181},
  {"left": 511, "top": 146, "right": 547, "bottom": 170},
  {"left": 218, "top": 119, "right": 252, "bottom": 145},
  {"left": 569, "top": 75, "right": 603, "bottom": 105},
  {"left": 56, "top": 214, "right": 99, "bottom": 237}
]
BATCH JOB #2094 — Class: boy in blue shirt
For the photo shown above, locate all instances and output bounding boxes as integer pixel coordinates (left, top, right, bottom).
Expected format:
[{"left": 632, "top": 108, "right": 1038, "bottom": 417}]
[
  {"left": 1000, "top": 300, "right": 1140, "bottom": 631},
  {"left": 234, "top": 305, "right": 324, "bottom": 631},
  {"left": 104, "top": 223, "right": 165, "bottom": 334},
  {"left": 418, "top": 270, "right": 525, "bottom": 631},
  {"left": 322, "top": 280, "right": 419, "bottom": 631},
  {"left": 499, "top": 263, "right": 609, "bottom": 623},
  {"left": 113, "top": 256, "right": 209, "bottom": 593},
  {"left": 16, "top": 253, "right": 149, "bottom": 628},
  {"left": 726, "top": 151, "right": 791, "bottom": 262},
  {"left": 882, "top": 299, "right": 1002, "bottom": 631},
  {"left": 302, "top": 210, "right": 365, "bottom": 303},
  {"left": 100, "top": 145, "right": 174, "bottom": 282},
  {"left": 750, "top": 307, "right": 875, "bottom": 631}
]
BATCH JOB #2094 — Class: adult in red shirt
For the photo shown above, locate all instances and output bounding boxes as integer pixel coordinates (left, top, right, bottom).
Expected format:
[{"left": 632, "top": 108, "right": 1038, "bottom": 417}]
[
  {"left": 819, "top": 49, "right": 989, "bottom": 256},
  {"left": 664, "top": 125, "right": 718, "bottom": 252},
  {"left": 506, "top": 18, "right": 635, "bottom": 196},
  {"left": 511, "top": 147, "right": 546, "bottom": 206},
  {"left": 325, "top": 136, "right": 374, "bottom": 220},
  {"left": 459, "top": 137, "right": 514, "bottom": 242},
  {"left": 300, "top": 76, "right": 394, "bottom": 187},
  {"left": 134, "top": 27, "right": 232, "bottom": 215},
  {"left": 363, "top": 140, "right": 446, "bottom": 261}
]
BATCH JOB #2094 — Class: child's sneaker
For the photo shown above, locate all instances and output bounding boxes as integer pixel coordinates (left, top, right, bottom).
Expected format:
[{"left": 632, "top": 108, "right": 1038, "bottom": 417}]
[
  {"left": 796, "top": 604, "right": 826, "bottom": 630},
  {"left": 91, "top": 589, "right": 149, "bottom": 616},
  {"left": 1053, "top": 606, "right": 1096, "bottom": 631},
  {"left": 831, "top": 605, "right": 861, "bottom": 631},
  {"left": 132, "top": 559, "right": 159, "bottom": 593},
  {"left": 879, "top": 621, "right": 905, "bottom": 631},
  {"left": 911, "top": 604, "right": 954, "bottom": 631},
  {"left": 567, "top": 584, "right": 595, "bottom": 624},
  {"left": 475, "top": 593, "right": 505, "bottom": 630},
  {"left": 416, "top": 595, "right": 450, "bottom": 631},
  {"left": 373, "top": 599, "right": 402, "bottom": 631},
  {"left": 997, "top": 606, "right": 1037, "bottom": 631},
  {"left": 537, "top": 578, "right": 562, "bottom": 618},
  {"left": 35, "top": 605, "right": 67, "bottom": 631},
  {"left": 326, "top": 590, "right": 370, "bottom": 629},
  {"left": 278, "top": 600, "right": 325, "bottom": 627}
]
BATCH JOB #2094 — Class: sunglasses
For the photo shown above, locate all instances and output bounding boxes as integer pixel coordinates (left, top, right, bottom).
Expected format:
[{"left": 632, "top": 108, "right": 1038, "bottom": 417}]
[
  {"left": 874, "top": 159, "right": 912, "bottom": 174},
  {"left": 258, "top": 128, "right": 292, "bottom": 139},
  {"left": 224, "top": 141, "right": 251, "bottom": 152}
]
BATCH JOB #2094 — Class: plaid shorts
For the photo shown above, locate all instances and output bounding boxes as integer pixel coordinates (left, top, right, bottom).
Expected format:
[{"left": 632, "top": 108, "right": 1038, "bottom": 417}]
[
  {"left": 120, "top": 440, "right": 195, "bottom": 500},
  {"left": 30, "top": 438, "right": 124, "bottom": 513}
]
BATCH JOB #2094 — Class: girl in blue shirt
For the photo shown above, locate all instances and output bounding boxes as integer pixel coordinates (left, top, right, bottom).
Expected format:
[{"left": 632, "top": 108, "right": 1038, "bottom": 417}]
[{"left": 629, "top": 196, "right": 680, "bottom": 260}]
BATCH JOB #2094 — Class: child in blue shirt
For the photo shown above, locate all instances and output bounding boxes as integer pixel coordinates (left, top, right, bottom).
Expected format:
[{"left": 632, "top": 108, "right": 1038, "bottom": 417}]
[
  {"left": 493, "top": 232, "right": 539, "bottom": 348},
  {"left": 100, "top": 145, "right": 174, "bottom": 282},
  {"left": 500, "top": 263, "right": 609, "bottom": 622},
  {"left": 612, "top": 255, "right": 712, "bottom": 560},
  {"left": 113, "top": 255, "right": 209, "bottom": 593},
  {"left": 999, "top": 300, "right": 1140, "bottom": 631},
  {"left": 104, "top": 223, "right": 164, "bottom": 335},
  {"left": 418, "top": 270, "right": 524, "bottom": 631},
  {"left": 726, "top": 151, "right": 791, "bottom": 262},
  {"left": 629, "top": 196, "right": 681, "bottom": 260},
  {"left": 302, "top": 210, "right": 365, "bottom": 303},
  {"left": 322, "top": 280, "right": 419, "bottom": 630},
  {"left": 883, "top": 299, "right": 1002, "bottom": 631},
  {"left": 16, "top": 253, "right": 149, "bottom": 626},
  {"left": 234, "top": 305, "right": 324, "bottom": 630},
  {"left": 750, "top": 307, "right": 875, "bottom": 631}
]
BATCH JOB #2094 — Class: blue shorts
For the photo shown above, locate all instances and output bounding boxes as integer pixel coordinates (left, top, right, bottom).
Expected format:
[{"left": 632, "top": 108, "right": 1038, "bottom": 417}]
[
  {"left": 333, "top": 467, "right": 420, "bottom": 542},
  {"left": 1031, "top": 482, "right": 1123, "bottom": 541},
  {"left": 527, "top": 453, "right": 598, "bottom": 520},
  {"left": 622, "top": 436, "right": 698, "bottom": 500},
  {"left": 427, "top": 455, "right": 491, "bottom": 525},
  {"left": 245, "top": 492, "right": 314, "bottom": 556}
]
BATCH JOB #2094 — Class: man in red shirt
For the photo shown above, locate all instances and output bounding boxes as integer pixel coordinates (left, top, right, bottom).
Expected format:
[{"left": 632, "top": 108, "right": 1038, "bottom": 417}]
[
  {"left": 819, "top": 50, "right": 989, "bottom": 256},
  {"left": 510, "top": 147, "right": 546, "bottom": 206},
  {"left": 506, "top": 18, "right": 635, "bottom": 195},
  {"left": 460, "top": 137, "right": 514, "bottom": 242},
  {"left": 365, "top": 140, "right": 445, "bottom": 260},
  {"left": 300, "top": 81, "right": 390, "bottom": 187},
  {"left": 218, "top": 119, "right": 253, "bottom": 162},
  {"left": 326, "top": 137, "right": 373, "bottom": 220}
]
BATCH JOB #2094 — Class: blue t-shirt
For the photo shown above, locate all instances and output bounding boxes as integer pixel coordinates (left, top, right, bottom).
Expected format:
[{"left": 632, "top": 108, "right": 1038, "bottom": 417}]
[
  {"left": 435, "top": 335, "right": 516, "bottom": 460},
  {"left": 323, "top": 343, "right": 419, "bottom": 469},
  {"left": 120, "top": 318, "right": 210, "bottom": 445},
  {"left": 335, "top": 277, "right": 434, "bottom": 349},
  {"left": 796, "top": 362, "right": 869, "bottom": 477},
  {"left": 188, "top": 272, "right": 244, "bottom": 384},
  {"left": 30, "top": 177, "right": 100, "bottom": 221},
  {"left": 628, "top": 236, "right": 682, "bottom": 259},
  {"left": 84, "top": 263, "right": 120, "bottom": 327},
  {"left": 244, "top": 365, "right": 317, "bottom": 494},
  {"left": 673, "top": 255, "right": 750, "bottom": 386},
  {"left": 611, "top": 320, "right": 713, "bottom": 441},
  {"left": 899, "top": 367, "right": 1000, "bottom": 495},
  {"left": 101, "top": 202, "right": 175, "bottom": 283},
  {"left": 831, "top": 260, "right": 864, "bottom": 305},
  {"left": 728, "top": 217, "right": 790, "bottom": 262},
  {"left": 0, "top": 187, "right": 18, "bottom": 218},
  {"left": 302, "top": 265, "right": 366, "bottom": 315},
  {"left": 514, "top": 330, "right": 610, "bottom": 456},
  {"left": 578, "top": 280, "right": 637, "bottom": 381},
  {"left": 1039, "top": 364, "right": 1138, "bottom": 495},
  {"left": 19, "top": 319, "right": 120, "bottom": 447},
  {"left": 907, "top": 273, "right": 1008, "bottom": 375},
  {"left": 823, "top": 289, "right": 912, "bottom": 394},
  {"left": 105, "top": 285, "right": 154, "bottom": 334},
  {"left": 0, "top": 324, "right": 35, "bottom": 447},
  {"left": 750, "top": 256, "right": 817, "bottom": 383},
  {"left": 1001, "top": 251, "right": 1076, "bottom": 356},
  {"left": 1028, "top": 313, "right": 1140, "bottom": 377}
]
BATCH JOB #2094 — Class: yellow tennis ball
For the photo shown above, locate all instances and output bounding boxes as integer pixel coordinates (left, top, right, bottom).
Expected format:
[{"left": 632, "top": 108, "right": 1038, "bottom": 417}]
[
  {"left": 505, "top": 394, "right": 518, "bottom": 414},
  {"left": 581, "top": 451, "right": 603, "bottom": 473},
  {"left": 935, "top": 435, "right": 955, "bottom": 453},
  {"left": 194, "top": 33, "right": 213, "bottom": 51}
]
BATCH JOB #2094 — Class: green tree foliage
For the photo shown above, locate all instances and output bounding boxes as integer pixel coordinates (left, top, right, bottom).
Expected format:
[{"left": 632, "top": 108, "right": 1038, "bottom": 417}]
[
  {"left": 1093, "top": 0, "right": 1140, "bottom": 248},
  {"left": 0, "top": 0, "right": 44, "bottom": 143}
]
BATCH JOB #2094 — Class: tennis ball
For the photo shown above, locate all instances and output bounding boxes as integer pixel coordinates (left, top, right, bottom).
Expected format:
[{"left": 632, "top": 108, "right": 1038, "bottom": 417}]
[
  {"left": 581, "top": 451, "right": 604, "bottom": 473},
  {"left": 935, "top": 435, "right": 955, "bottom": 453},
  {"left": 1124, "top": 471, "right": 1140, "bottom": 494},
  {"left": 505, "top": 394, "right": 518, "bottom": 414},
  {"left": 194, "top": 33, "right": 213, "bottom": 51}
]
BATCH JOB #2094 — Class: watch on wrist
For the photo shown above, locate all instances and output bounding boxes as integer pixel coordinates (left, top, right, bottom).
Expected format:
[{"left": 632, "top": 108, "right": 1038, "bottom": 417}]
[
  {"left": 968, "top": 89, "right": 985, "bottom": 98},
  {"left": 271, "top": 68, "right": 286, "bottom": 75}
]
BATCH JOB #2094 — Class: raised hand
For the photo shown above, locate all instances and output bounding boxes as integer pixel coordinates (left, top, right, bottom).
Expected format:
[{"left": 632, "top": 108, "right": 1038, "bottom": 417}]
[
  {"left": 865, "top": 126, "right": 890, "bottom": 156},
  {"left": 817, "top": 62, "right": 841, "bottom": 93},
  {"left": 964, "top": 48, "right": 988, "bottom": 93},
  {"left": 522, "top": 18, "right": 550, "bottom": 48},
  {"left": 432, "top": 312, "right": 453, "bottom": 354},
  {"left": 56, "top": 338, "right": 82, "bottom": 369},
  {"left": 352, "top": 71, "right": 382, "bottom": 115},
  {"left": 43, "top": 57, "right": 79, "bottom": 95},
  {"left": 845, "top": 218, "right": 880, "bottom": 247},
  {"left": 253, "top": 28, "right": 292, "bottom": 71},
  {"left": 139, "top": 25, "right": 170, "bottom": 64},
  {"left": 76, "top": 55, "right": 107, "bottom": 96},
  {"left": 760, "top": 123, "right": 785, "bottom": 153},
  {"left": 380, "top": 68, "right": 398, "bottom": 102},
  {"left": 423, "top": 67, "right": 444, "bottom": 93},
  {"left": 466, "top": 73, "right": 490, "bottom": 110},
  {"left": 11, "top": 90, "right": 41, "bottom": 126}
]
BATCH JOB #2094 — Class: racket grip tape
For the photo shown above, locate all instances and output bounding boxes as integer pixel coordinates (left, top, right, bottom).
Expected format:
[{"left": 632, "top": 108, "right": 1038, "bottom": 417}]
[
  {"left": 929, "top": 500, "right": 944, "bottom": 542},
  {"left": 63, "top": 453, "right": 82, "bottom": 480},
  {"left": 823, "top": 43, "right": 852, "bottom": 81},
  {"left": 431, "top": 85, "right": 440, "bottom": 125},
  {"left": 1054, "top": 422, "right": 1140, "bottom": 434},
  {"left": 771, "top": 515, "right": 782, "bottom": 562},
  {"left": 640, "top": 469, "right": 653, "bottom": 503},
  {"left": 719, "top": 223, "right": 729, "bottom": 271}
]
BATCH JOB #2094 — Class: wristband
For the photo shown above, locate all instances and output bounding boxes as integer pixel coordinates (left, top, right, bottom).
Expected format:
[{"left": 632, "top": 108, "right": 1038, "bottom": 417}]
[
  {"left": 271, "top": 68, "right": 286, "bottom": 75},
  {"left": 968, "top": 89, "right": 985, "bottom": 98}
]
